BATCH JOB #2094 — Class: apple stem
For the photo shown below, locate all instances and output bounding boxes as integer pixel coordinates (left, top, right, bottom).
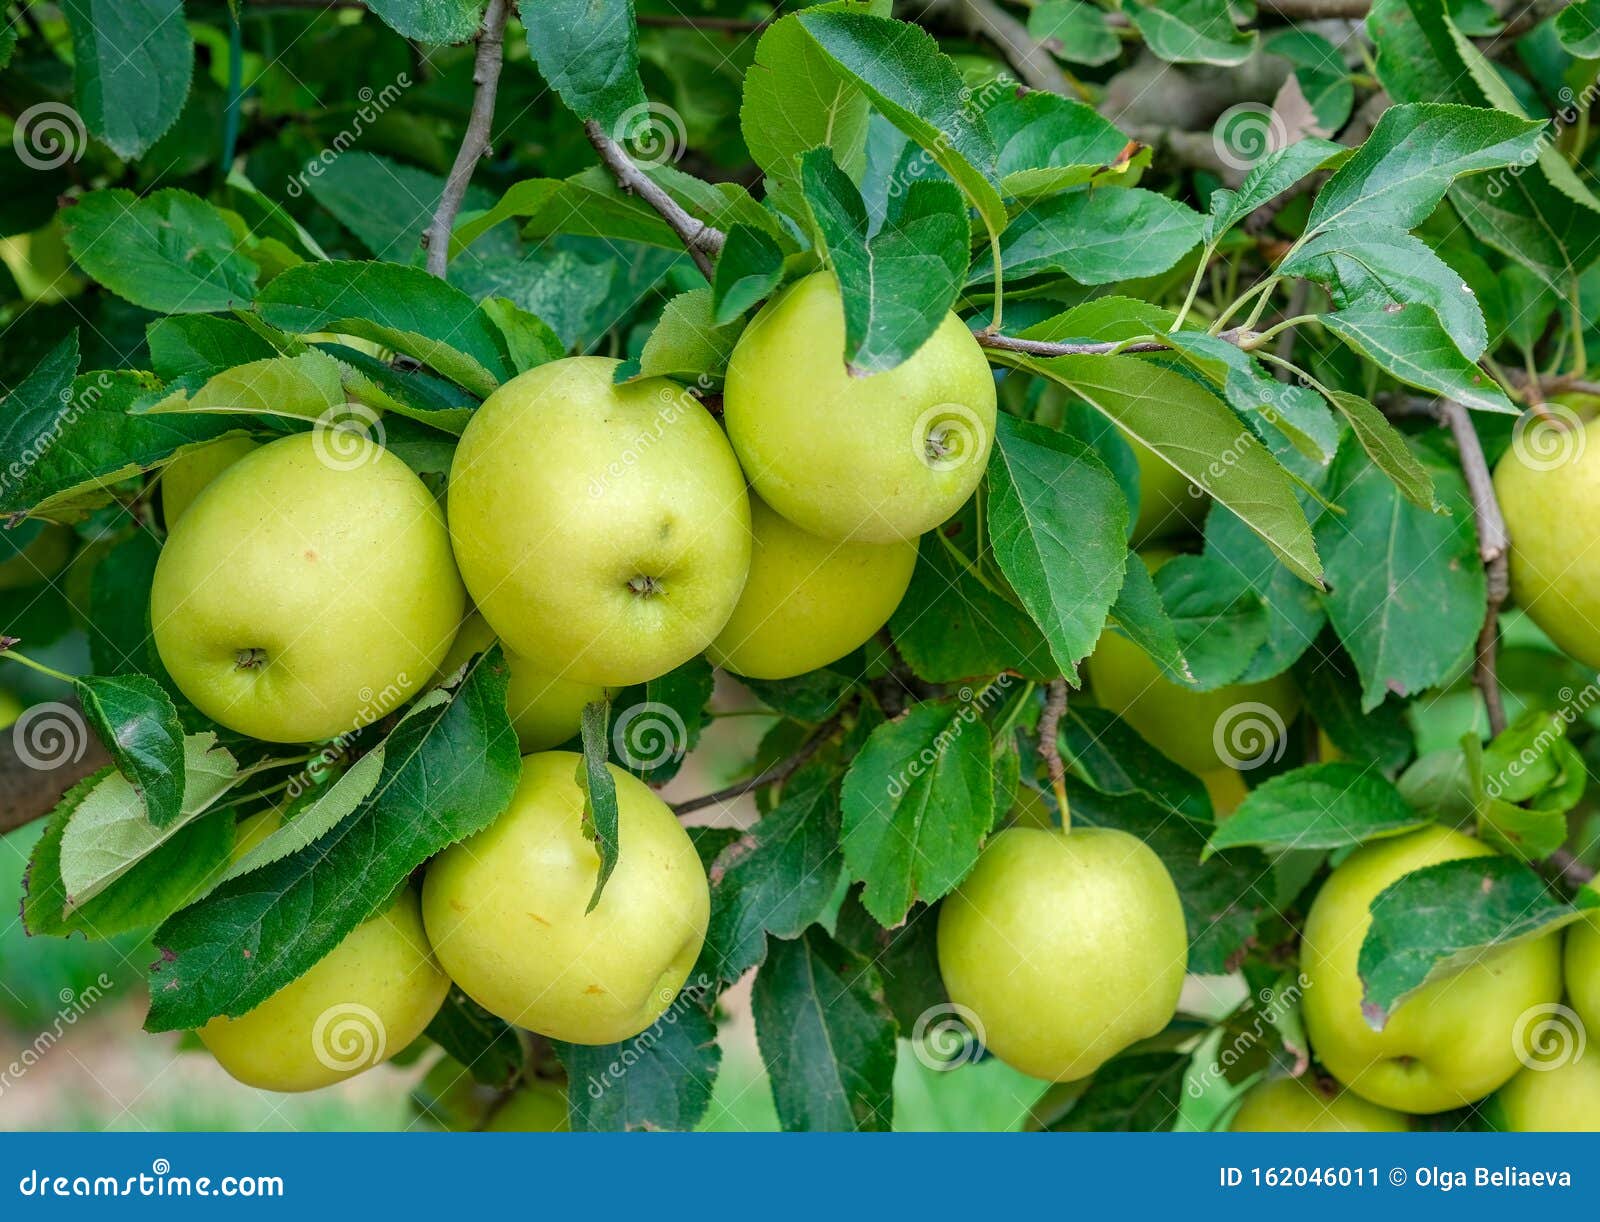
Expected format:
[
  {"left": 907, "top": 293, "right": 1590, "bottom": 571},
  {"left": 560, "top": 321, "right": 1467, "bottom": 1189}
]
[
  {"left": 1038, "top": 679, "right": 1071, "bottom": 832},
  {"left": 0, "top": 647, "right": 75, "bottom": 686}
]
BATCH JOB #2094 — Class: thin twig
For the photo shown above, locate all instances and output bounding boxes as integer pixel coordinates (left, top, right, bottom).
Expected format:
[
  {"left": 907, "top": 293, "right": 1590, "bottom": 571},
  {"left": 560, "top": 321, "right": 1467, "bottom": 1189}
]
[
  {"left": 1037, "top": 679, "right": 1070, "bottom": 824},
  {"left": 583, "top": 120, "right": 725, "bottom": 280},
  {"left": 1548, "top": 847, "right": 1597, "bottom": 887},
  {"left": 671, "top": 715, "right": 841, "bottom": 815},
  {"left": 422, "top": 0, "right": 510, "bottom": 278},
  {"left": 1438, "top": 400, "right": 1510, "bottom": 738}
]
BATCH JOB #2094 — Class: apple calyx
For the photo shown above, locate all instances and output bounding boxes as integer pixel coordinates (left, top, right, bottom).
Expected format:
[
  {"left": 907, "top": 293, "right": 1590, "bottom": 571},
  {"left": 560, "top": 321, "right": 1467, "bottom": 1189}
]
[
  {"left": 234, "top": 647, "right": 268, "bottom": 671},
  {"left": 627, "top": 574, "right": 663, "bottom": 598}
]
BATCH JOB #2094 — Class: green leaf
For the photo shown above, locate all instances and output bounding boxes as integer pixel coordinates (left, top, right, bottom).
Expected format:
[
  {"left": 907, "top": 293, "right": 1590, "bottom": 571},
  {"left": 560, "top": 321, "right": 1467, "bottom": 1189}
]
[
  {"left": 1028, "top": 0, "right": 1121, "bottom": 65},
  {"left": 704, "top": 779, "right": 843, "bottom": 981},
  {"left": 1556, "top": 0, "right": 1600, "bottom": 55},
  {"left": 1202, "top": 506, "right": 1327, "bottom": 683},
  {"left": 800, "top": 149, "right": 968, "bottom": 373},
  {"left": 89, "top": 532, "right": 162, "bottom": 676},
  {"left": 424, "top": 990, "right": 524, "bottom": 1089},
  {"left": 62, "top": 190, "right": 259, "bottom": 314},
  {"left": 1358, "top": 856, "right": 1581, "bottom": 1024},
  {"left": 711, "top": 224, "right": 785, "bottom": 325},
  {"left": 631, "top": 287, "right": 742, "bottom": 382},
  {"left": 987, "top": 91, "right": 1137, "bottom": 197},
  {"left": 990, "top": 188, "right": 1203, "bottom": 286},
  {"left": 1293, "top": 637, "right": 1414, "bottom": 772},
  {"left": 1204, "top": 763, "right": 1429, "bottom": 858},
  {"left": 1105, "top": 551, "right": 1193, "bottom": 684},
  {"left": 54, "top": 732, "right": 237, "bottom": 910},
  {"left": 578, "top": 699, "right": 620, "bottom": 913},
  {"left": 1057, "top": 705, "right": 1211, "bottom": 826},
  {"left": 222, "top": 750, "right": 387, "bottom": 883},
  {"left": 1130, "top": 0, "right": 1256, "bottom": 66},
  {"left": 1011, "top": 353, "right": 1322, "bottom": 584},
  {"left": 146, "top": 315, "right": 277, "bottom": 381},
  {"left": 24, "top": 765, "right": 234, "bottom": 940},
  {"left": 1314, "top": 438, "right": 1483, "bottom": 710},
  {"left": 751, "top": 926, "right": 897, "bottom": 1132},
  {"left": 63, "top": 0, "right": 193, "bottom": 159},
  {"left": 0, "top": 342, "right": 235, "bottom": 518},
  {"left": 1304, "top": 102, "right": 1545, "bottom": 241},
  {"left": 1165, "top": 331, "right": 1340, "bottom": 462},
  {"left": 741, "top": 6, "right": 874, "bottom": 221},
  {"left": 1265, "top": 29, "right": 1355, "bottom": 133},
  {"left": 300, "top": 151, "right": 452, "bottom": 264},
  {"left": 1153, "top": 552, "right": 1268, "bottom": 690},
  {"left": 364, "top": 0, "right": 485, "bottom": 42},
  {"left": 986, "top": 414, "right": 1128, "bottom": 679},
  {"left": 840, "top": 698, "right": 996, "bottom": 926},
  {"left": 834, "top": 890, "right": 947, "bottom": 1032},
  {"left": 1285, "top": 229, "right": 1489, "bottom": 361},
  {"left": 1320, "top": 304, "right": 1515, "bottom": 415},
  {"left": 74, "top": 673, "right": 185, "bottom": 829},
  {"left": 450, "top": 180, "right": 562, "bottom": 257},
  {"left": 255, "top": 261, "right": 509, "bottom": 395},
  {"left": 1036, "top": 1051, "right": 1191, "bottom": 1131},
  {"left": 135, "top": 352, "right": 345, "bottom": 421},
  {"left": 144, "top": 650, "right": 520, "bottom": 1032},
  {"left": 1205, "top": 138, "right": 1345, "bottom": 243},
  {"left": 1323, "top": 389, "right": 1435, "bottom": 510},
  {"left": 522, "top": 0, "right": 646, "bottom": 130},
  {"left": 555, "top": 987, "right": 722, "bottom": 1131},
  {"left": 796, "top": 9, "right": 1006, "bottom": 235}
]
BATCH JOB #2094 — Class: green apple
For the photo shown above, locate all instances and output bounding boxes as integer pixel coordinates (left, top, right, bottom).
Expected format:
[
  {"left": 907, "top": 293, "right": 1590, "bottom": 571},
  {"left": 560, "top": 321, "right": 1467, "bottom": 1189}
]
[
  {"left": 448, "top": 357, "right": 751, "bottom": 687},
  {"left": 422, "top": 750, "right": 710, "bottom": 1045},
  {"left": 0, "top": 689, "right": 22, "bottom": 730},
  {"left": 437, "top": 612, "right": 608, "bottom": 752},
  {"left": 1201, "top": 768, "right": 1249, "bottom": 817},
  {"left": 1565, "top": 886, "right": 1600, "bottom": 1038},
  {"left": 161, "top": 435, "right": 260, "bottom": 528},
  {"left": 198, "top": 889, "right": 449, "bottom": 1092},
  {"left": 1495, "top": 418, "right": 1600, "bottom": 667},
  {"left": 1228, "top": 1076, "right": 1410, "bottom": 1132},
  {"left": 707, "top": 495, "right": 916, "bottom": 679},
  {"left": 150, "top": 432, "right": 464, "bottom": 743},
  {"left": 0, "top": 521, "right": 73, "bottom": 591},
  {"left": 1128, "top": 432, "right": 1204, "bottom": 544},
  {"left": 937, "top": 826, "right": 1187, "bottom": 1081},
  {"left": 231, "top": 807, "right": 282, "bottom": 863},
  {"left": 1493, "top": 1052, "right": 1600, "bottom": 1131},
  {"left": 723, "top": 272, "right": 997, "bottom": 543},
  {"left": 1300, "top": 826, "right": 1563, "bottom": 1113},
  {"left": 483, "top": 1082, "right": 570, "bottom": 1132}
]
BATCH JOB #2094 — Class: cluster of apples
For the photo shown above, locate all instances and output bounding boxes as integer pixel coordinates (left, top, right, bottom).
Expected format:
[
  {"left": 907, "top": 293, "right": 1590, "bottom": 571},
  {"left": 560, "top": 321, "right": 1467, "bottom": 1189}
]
[{"left": 145, "top": 272, "right": 1012, "bottom": 1096}]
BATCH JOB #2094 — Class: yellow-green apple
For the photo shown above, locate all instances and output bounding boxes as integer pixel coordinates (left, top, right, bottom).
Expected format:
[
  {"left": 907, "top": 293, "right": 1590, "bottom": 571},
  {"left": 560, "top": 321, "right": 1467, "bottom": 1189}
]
[
  {"left": 1492, "top": 1051, "right": 1600, "bottom": 1131},
  {"left": 707, "top": 495, "right": 916, "bottom": 679},
  {"left": 1128, "top": 433, "right": 1204, "bottom": 544},
  {"left": 150, "top": 432, "right": 464, "bottom": 743},
  {"left": 1495, "top": 417, "right": 1600, "bottom": 667},
  {"left": 161, "top": 436, "right": 260, "bottom": 527},
  {"left": 483, "top": 1082, "right": 570, "bottom": 1132},
  {"left": 0, "top": 522, "right": 73, "bottom": 590},
  {"left": 723, "top": 272, "right": 996, "bottom": 543},
  {"left": 1228, "top": 1075, "right": 1410, "bottom": 1132},
  {"left": 422, "top": 750, "right": 709, "bottom": 1045},
  {"left": 1300, "top": 826, "right": 1563, "bottom": 1113},
  {"left": 448, "top": 357, "right": 750, "bottom": 687},
  {"left": 0, "top": 688, "right": 22, "bottom": 730},
  {"left": 198, "top": 889, "right": 449, "bottom": 1092},
  {"left": 436, "top": 612, "right": 607, "bottom": 752},
  {"left": 1201, "top": 768, "right": 1249, "bottom": 817},
  {"left": 1565, "top": 887, "right": 1600, "bottom": 1035},
  {"left": 937, "top": 826, "right": 1187, "bottom": 1081}
]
